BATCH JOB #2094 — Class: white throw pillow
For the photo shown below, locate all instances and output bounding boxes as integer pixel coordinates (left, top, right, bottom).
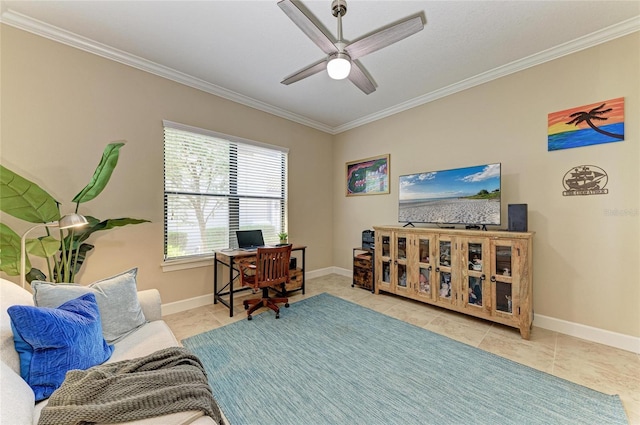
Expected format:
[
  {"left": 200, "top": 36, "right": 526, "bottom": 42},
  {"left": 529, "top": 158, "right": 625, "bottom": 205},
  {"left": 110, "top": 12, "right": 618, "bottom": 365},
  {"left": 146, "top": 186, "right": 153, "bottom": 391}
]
[{"left": 32, "top": 268, "right": 146, "bottom": 344}]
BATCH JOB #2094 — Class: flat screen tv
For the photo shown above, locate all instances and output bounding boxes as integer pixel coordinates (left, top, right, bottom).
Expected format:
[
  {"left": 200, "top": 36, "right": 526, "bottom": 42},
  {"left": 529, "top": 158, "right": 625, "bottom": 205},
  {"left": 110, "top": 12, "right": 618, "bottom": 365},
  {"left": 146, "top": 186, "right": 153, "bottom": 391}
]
[{"left": 398, "top": 163, "right": 501, "bottom": 226}]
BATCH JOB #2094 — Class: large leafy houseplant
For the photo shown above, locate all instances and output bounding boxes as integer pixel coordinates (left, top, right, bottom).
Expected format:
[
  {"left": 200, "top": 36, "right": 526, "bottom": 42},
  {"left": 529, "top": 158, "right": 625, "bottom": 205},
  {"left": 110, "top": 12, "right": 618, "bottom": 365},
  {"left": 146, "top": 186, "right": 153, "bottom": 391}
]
[{"left": 0, "top": 142, "right": 149, "bottom": 284}]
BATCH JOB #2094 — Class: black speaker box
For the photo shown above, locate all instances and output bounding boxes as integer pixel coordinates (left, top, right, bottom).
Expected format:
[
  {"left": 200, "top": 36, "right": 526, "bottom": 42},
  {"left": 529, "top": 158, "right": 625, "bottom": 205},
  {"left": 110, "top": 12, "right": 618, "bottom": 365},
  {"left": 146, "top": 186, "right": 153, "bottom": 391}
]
[
  {"left": 508, "top": 204, "right": 528, "bottom": 232},
  {"left": 362, "top": 230, "right": 375, "bottom": 250}
]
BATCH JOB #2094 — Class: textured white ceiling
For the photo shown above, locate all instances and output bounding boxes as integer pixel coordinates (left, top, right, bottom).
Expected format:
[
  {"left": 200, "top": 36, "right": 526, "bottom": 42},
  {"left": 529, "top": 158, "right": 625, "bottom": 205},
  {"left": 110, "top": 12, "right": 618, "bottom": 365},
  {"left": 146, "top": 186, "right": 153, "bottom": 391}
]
[{"left": 1, "top": 1, "right": 639, "bottom": 133}]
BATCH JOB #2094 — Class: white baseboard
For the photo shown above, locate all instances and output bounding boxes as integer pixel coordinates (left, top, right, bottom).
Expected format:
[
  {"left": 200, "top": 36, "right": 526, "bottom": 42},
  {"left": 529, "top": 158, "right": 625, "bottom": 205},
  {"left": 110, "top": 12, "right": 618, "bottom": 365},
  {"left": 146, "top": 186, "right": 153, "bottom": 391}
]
[
  {"left": 162, "top": 293, "right": 214, "bottom": 316},
  {"left": 306, "top": 267, "right": 340, "bottom": 279},
  {"left": 533, "top": 314, "right": 640, "bottom": 354},
  {"left": 161, "top": 268, "right": 639, "bottom": 353},
  {"left": 331, "top": 266, "right": 352, "bottom": 277},
  {"left": 161, "top": 267, "right": 337, "bottom": 316}
]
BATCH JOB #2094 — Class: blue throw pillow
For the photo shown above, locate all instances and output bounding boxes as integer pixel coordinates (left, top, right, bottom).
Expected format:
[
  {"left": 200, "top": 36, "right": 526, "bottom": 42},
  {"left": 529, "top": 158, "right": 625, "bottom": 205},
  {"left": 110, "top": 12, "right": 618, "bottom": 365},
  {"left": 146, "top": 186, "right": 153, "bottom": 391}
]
[{"left": 7, "top": 293, "right": 114, "bottom": 401}]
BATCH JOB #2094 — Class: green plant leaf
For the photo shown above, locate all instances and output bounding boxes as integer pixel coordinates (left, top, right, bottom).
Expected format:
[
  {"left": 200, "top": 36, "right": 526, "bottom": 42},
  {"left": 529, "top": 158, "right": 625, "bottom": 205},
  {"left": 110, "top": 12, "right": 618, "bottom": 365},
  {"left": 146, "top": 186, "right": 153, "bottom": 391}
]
[
  {"left": 69, "top": 243, "right": 94, "bottom": 280},
  {"left": 97, "top": 217, "right": 151, "bottom": 231},
  {"left": 56, "top": 216, "right": 148, "bottom": 281},
  {"left": 72, "top": 142, "right": 126, "bottom": 204},
  {"left": 55, "top": 243, "right": 94, "bottom": 282},
  {"left": 64, "top": 216, "right": 149, "bottom": 249},
  {"left": 0, "top": 223, "right": 25, "bottom": 276},
  {"left": 1, "top": 143, "right": 149, "bottom": 284},
  {"left": 26, "top": 236, "right": 61, "bottom": 258},
  {"left": 0, "top": 165, "right": 60, "bottom": 223},
  {"left": 26, "top": 268, "right": 46, "bottom": 285}
]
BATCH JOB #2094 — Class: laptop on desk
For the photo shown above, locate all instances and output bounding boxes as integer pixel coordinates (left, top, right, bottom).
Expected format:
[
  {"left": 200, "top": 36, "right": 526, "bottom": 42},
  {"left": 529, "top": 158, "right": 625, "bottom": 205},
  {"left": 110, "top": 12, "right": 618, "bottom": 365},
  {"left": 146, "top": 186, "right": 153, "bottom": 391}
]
[{"left": 236, "top": 229, "right": 266, "bottom": 251}]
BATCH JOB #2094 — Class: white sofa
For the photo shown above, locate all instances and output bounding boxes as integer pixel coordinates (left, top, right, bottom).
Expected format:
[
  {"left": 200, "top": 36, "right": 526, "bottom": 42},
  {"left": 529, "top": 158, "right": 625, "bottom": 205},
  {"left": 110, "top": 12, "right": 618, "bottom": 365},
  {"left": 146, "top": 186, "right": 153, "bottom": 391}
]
[{"left": 0, "top": 277, "right": 219, "bottom": 425}]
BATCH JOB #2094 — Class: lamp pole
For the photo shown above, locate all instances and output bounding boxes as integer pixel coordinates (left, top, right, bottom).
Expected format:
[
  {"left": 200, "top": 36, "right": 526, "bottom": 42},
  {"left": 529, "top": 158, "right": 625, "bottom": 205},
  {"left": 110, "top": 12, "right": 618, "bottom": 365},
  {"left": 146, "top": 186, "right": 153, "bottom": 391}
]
[
  {"left": 20, "top": 214, "right": 89, "bottom": 289},
  {"left": 20, "top": 223, "right": 55, "bottom": 289}
]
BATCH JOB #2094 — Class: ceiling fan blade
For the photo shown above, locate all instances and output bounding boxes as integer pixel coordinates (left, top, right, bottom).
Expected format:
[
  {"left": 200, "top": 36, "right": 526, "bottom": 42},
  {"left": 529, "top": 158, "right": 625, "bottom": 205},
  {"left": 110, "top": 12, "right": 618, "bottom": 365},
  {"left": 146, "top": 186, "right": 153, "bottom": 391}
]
[
  {"left": 278, "top": 0, "right": 338, "bottom": 56},
  {"left": 345, "top": 15, "right": 424, "bottom": 60},
  {"left": 281, "top": 59, "right": 328, "bottom": 85},
  {"left": 348, "top": 62, "right": 376, "bottom": 95}
]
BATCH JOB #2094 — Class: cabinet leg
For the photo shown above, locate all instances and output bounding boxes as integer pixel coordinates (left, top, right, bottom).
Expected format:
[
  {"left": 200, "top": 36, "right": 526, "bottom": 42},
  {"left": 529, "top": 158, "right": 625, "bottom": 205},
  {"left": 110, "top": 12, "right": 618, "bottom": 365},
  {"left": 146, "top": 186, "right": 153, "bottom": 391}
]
[{"left": 519, "top": 326, "right": 531, "bottom": 340}]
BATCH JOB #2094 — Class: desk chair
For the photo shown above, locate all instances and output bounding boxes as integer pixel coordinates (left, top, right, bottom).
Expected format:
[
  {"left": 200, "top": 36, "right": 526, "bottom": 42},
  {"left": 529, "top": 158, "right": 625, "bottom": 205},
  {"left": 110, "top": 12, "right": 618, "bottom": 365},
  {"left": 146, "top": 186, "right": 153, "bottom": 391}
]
[{"left": 237, "top": 245, "right": 292, "bottom": 320}]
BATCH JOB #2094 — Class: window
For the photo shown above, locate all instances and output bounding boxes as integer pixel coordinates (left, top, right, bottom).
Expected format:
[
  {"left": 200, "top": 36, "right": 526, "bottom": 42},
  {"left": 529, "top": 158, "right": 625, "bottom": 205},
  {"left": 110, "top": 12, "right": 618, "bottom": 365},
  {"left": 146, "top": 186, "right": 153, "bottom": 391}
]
[{"left": 163, "top": 120, "right": 288, "bottom": 261}]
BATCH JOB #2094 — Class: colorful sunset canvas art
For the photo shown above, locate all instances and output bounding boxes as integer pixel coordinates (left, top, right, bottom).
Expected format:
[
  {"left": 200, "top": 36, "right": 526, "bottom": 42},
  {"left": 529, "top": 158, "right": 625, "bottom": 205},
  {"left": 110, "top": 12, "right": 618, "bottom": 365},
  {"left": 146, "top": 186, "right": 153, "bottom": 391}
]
[{"left": 548, "top": 97, "right": 624, "bottom": 151}]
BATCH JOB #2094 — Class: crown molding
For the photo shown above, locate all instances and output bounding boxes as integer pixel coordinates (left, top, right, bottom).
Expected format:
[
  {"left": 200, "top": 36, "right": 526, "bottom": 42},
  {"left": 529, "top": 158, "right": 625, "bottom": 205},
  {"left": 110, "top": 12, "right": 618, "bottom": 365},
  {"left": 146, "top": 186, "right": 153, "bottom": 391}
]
[
  {"left": 0, "top": 9, "right": 335, "bottom": 134},
  {"left": 1, "top": 9, "right": 638, "bottom": 136},
  {"left": 333, "top": 15, "right": 640, "bottom": 134}
]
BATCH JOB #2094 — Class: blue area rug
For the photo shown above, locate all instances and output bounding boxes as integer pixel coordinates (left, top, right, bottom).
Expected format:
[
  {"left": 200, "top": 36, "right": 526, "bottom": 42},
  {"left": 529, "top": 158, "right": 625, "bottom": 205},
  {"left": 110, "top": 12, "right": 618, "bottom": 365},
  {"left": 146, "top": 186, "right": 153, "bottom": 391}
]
[{"left": 183, "top": 293, "right": 627, "bottom": 425}]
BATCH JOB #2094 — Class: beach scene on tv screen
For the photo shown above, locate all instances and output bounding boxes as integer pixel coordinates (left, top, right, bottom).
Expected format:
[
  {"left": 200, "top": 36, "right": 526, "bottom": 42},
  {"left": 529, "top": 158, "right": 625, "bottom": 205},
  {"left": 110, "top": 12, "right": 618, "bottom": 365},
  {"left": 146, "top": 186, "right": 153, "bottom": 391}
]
[{"left": 399, "top": 163, "right": 501, "bottom": 225}]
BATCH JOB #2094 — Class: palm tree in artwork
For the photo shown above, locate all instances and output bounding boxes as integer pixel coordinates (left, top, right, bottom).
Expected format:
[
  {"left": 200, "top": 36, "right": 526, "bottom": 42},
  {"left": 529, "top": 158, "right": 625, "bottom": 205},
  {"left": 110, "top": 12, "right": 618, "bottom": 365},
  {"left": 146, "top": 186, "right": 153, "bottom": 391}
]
[{"left": 565, "top": 103, "right": 623, "bottom": 140}]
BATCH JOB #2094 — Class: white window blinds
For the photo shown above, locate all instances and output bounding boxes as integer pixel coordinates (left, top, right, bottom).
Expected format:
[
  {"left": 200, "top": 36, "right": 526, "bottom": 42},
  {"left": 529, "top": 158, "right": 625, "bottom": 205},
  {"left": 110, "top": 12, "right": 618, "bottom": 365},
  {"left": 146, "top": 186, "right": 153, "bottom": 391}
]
[{"left": 163, "top": 121, "right": 288, "bottom": 261}]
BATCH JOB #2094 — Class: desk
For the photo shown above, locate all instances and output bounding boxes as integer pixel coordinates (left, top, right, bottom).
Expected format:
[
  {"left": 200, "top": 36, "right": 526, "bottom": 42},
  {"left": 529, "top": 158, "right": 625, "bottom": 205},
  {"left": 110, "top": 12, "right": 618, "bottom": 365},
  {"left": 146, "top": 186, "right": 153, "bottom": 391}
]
[{"left": 213, "top": 245, "right": 306, "bottom": 317}]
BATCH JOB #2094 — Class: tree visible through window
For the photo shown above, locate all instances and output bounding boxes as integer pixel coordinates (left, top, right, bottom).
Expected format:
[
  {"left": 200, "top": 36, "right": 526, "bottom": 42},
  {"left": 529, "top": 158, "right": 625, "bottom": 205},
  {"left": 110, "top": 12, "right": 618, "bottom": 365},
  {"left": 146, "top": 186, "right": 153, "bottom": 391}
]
[{"left": 163, "top": 121, "right": 288, "bottom": 260}]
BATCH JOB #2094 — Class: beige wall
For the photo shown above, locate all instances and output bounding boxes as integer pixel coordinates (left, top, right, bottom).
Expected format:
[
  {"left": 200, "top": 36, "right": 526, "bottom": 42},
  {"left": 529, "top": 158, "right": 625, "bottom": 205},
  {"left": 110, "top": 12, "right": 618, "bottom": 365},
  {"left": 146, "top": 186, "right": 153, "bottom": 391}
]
[
  {"left": 2, "top": 24, "right": 638, "bottom": 339},
  {"left": 333, "top": 33, "right": 640, "bottom": 338},
  {"left": 0, "top": 25, "right": 334, "bottom": 303}
]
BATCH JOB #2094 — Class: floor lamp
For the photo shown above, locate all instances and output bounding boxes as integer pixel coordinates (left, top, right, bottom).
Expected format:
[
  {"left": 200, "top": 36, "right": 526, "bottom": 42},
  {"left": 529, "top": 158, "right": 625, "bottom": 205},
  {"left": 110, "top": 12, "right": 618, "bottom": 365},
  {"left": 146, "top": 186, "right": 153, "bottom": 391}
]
[{"left": 20, "top": 213, "right": 89, "bottom": 288}]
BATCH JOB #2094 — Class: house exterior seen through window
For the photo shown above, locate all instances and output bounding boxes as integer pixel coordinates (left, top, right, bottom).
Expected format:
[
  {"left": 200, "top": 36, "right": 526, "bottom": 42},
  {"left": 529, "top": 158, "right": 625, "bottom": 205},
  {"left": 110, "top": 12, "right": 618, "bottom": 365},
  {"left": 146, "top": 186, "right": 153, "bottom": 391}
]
[{"left": 163, "top": 121, "right": 288, "bottom": 260}]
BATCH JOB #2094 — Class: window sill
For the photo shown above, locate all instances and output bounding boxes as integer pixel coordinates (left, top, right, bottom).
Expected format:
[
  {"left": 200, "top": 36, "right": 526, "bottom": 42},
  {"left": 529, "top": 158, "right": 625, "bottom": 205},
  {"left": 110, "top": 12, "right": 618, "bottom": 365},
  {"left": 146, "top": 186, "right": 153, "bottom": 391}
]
[{"left": 161, "top": 256, "right": 214, "bottom": 272}]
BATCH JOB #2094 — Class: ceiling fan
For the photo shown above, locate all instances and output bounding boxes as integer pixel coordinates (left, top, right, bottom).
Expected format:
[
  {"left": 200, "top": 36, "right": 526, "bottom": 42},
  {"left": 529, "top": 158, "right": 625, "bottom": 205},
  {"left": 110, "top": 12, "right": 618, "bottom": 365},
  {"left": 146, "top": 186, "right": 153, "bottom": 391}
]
[{"left": 278, "top": 0, "right": 424, "bottom": 94}]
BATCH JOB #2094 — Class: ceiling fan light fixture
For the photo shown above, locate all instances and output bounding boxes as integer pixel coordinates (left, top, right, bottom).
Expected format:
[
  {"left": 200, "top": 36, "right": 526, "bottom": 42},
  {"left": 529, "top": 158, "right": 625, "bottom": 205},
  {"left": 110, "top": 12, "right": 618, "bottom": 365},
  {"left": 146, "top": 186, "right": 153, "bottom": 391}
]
[
  {"left": 327, "top": 52, "right": 351, "bottom": 80},
  {"left": 278, "top": 0, "right": 424, "bottom": 93}
]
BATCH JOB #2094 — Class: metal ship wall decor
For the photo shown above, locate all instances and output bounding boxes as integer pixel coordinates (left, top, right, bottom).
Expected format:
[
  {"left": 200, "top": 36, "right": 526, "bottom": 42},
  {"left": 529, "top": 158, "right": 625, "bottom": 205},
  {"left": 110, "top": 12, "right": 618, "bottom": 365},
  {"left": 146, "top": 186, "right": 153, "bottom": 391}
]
[{"left": 562, "top": 165, "right": 609, "bottom": 196}]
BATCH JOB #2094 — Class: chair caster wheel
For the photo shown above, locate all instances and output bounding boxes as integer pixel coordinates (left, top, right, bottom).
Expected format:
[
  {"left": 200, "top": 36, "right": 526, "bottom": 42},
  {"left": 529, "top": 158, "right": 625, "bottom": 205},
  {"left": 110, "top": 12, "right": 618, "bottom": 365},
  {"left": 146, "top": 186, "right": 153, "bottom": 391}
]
[
  {"left": 285, "top": 303, "right": 290, "bottom": 308},
  {"left": 275, "top": 314, "right": 280, "bottom": 319},
  {"left": 247, "top": 315, "right": 252, "bottom": 321}
]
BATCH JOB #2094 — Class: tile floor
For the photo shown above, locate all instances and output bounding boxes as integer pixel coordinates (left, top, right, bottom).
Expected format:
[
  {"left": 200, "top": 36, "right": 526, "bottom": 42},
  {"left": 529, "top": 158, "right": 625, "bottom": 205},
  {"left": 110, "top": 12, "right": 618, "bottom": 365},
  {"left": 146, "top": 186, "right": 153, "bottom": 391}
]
[{"left": 164, "top": 274, "right": 640, "bottom": 424}]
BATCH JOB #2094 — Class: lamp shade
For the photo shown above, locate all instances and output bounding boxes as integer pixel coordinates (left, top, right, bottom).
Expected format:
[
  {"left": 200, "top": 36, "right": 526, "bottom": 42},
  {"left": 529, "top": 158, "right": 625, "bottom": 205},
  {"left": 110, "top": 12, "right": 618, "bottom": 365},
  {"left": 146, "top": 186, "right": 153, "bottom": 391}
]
[
  {"left": 58, "top": 214, "right": 89, "bottom": 230},
  {"left": 20, "top": 214, "right": 88, "bottom": 288},
  {"left": 327, "top": 53, "right": 351, "bottom": 80}
]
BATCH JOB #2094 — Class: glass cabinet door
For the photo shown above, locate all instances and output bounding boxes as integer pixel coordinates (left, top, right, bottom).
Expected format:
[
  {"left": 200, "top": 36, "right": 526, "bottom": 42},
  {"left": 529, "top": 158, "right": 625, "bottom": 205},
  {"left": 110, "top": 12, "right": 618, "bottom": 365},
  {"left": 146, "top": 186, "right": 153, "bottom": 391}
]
[
  {"left": 468, "top": 242, "right": 483, "bottom": 272},
  {"left": 394, "top": 233, "right": 412, "bottom": 295},
  {"left": 495, "top": 245, "right": 512, "bottom": 278},
  {"left": 414, "top": 236, "right": 433, "bottom": 298},
  {"left": 438, "top": 272, "right": 452, "bottom": 299},
  {"left": 436, "top": 238, "right": 453, "bottom": 301},
  {"left": 397, "top": 236, "right": 407, "bottom": 260},
  {"left": 467, "top": 276, "right": 483, "bottom": 307},
  {"left": 495, "top": 281, "right": 513, "bottom": 313},
  {"left": 418, "top": 267, "right": 431, "bottom": 296},
  {"left": 462, "top": 238, "right": 489, "bottom": 311},
  {"left": 381, "top": 260, "right": 391, "bottom": 285},
  {"left": 375, "top": 230, "right": 394, "bottom": 294},
  {"left": 381, "top": 235, "right": 391, "bottom": 257},
  {"left": 397, "top": 263, "right": 408, "bottom": 288},
  {"left": 491, "top": 242, "right": 514, "bottom": 316},
  {"left": 419, "top": 238, "right": 430, "bottom": 264},
  {"left": 439, "top": 240, "right": 451, "bottom": 267}
]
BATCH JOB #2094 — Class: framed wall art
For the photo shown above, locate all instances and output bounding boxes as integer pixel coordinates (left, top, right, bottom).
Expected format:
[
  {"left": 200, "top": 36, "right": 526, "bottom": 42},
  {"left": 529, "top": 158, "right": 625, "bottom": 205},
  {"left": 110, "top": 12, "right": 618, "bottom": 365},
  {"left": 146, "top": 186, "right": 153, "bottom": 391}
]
[
  {"left": 346, "top": 154, "right": 390, "bottom": 196},
  {"left": 548, "top": 97, "right": 624, "bottom": 151}
]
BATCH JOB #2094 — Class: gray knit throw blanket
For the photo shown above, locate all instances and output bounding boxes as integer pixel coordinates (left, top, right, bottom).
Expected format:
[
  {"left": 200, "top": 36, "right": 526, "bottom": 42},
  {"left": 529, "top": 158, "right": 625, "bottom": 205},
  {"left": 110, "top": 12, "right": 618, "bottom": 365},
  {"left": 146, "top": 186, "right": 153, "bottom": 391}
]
[{"left": 38, "top": 347, "right": 223, "bottom": 425}]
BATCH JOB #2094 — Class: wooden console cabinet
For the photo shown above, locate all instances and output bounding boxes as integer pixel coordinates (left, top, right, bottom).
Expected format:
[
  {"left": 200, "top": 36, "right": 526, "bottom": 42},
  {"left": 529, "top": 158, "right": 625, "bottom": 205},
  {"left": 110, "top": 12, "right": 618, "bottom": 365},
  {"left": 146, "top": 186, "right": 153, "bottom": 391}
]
[{"left": 374, "top": 226, "right": 534, "bottom": 339}]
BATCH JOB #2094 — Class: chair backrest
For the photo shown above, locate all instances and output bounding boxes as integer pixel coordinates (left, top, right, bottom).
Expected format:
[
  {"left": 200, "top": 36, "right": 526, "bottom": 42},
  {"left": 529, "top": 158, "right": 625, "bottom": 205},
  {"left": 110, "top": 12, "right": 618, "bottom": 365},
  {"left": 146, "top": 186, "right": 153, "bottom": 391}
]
[{"left": 255, "top": 245, "right": 292, "bottom": 288}]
